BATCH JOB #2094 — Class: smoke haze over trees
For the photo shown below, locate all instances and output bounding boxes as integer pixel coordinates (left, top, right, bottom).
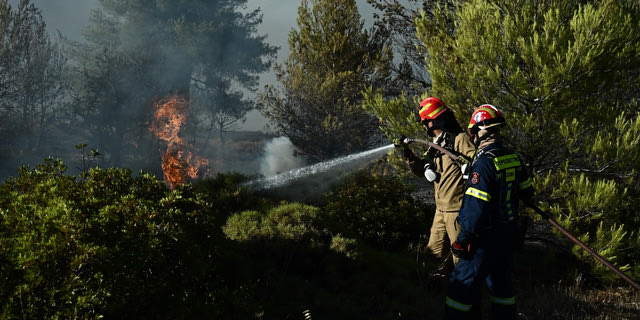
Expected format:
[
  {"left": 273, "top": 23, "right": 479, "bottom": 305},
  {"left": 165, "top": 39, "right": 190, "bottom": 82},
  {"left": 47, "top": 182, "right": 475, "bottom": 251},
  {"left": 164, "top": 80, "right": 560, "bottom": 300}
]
[
  {"left": 68, "top": 0, "right": 277, "bottom": 167},
  {"left": 0, "top": 0, "right": 68, "bottom": 177},
  {"left": 1, "top": 0, "right": 278, "bottom": 179}
]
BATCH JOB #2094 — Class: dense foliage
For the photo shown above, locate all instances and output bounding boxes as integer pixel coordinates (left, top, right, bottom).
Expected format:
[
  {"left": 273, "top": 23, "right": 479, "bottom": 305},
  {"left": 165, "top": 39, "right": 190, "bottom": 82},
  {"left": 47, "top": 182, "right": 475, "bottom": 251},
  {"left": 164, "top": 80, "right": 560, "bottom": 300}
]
[
  {"left": 1, "top": 157, "right": 638, "bottom": 319},
  {"left": 0, "top": 159, "right": 234, "bottom": 318},
  {"left": 0, "top": 158, "right": 435, "bottom": 319},
  {"left": 364, "top": 0, "right": 640, "bottom": 282},
  {"left": 322, "top": 171, "right": 430, "bottom": 251}
]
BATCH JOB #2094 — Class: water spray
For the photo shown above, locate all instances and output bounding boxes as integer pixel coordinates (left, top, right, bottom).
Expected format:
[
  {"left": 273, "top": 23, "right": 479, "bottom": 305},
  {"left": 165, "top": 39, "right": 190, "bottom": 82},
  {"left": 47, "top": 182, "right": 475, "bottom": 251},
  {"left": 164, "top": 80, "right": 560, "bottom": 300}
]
[{"left": 243, "top": 144, "right": 394, "bottom": 190}]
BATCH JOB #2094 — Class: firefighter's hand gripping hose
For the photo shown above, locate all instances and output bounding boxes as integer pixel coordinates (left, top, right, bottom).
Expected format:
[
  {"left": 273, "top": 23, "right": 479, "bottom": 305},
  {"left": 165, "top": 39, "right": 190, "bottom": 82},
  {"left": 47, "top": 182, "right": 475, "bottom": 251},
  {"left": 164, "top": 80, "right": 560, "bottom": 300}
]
[
  {"left": 528, "top": 202, "right": 640, "bottom": 291},
  {"left": 393, "top": 135, "right": 416, "bottom": 161}
]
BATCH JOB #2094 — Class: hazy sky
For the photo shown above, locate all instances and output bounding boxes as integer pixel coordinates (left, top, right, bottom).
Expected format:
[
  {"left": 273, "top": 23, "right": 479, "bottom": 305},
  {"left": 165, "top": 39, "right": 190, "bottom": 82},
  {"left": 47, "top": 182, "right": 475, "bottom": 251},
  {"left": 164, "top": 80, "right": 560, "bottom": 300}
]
[{"left": 10, "top": 0, "right": 378, "bottom": 131}]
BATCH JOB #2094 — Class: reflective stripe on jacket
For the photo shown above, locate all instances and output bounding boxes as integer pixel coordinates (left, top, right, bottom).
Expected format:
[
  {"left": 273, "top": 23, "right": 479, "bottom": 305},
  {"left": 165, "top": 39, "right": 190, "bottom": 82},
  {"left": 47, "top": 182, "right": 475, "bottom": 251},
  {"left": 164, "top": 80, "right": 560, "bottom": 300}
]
[{"left": 457, "top": 141, "right": 534, "bottom": 243}]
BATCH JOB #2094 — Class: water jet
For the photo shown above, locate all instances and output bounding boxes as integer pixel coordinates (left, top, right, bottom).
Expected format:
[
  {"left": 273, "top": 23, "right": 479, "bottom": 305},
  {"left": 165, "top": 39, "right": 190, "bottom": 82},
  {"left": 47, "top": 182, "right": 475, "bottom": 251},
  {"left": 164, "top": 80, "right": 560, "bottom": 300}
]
[{"left": 243, "top": 144, "right": 394, "bottom": 194}]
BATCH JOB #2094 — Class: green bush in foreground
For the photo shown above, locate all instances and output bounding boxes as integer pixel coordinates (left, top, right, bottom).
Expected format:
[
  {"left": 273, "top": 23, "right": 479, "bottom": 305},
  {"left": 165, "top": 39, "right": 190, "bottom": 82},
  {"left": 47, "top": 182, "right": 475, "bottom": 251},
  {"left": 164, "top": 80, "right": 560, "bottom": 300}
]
[
  {"left": 0, "top": 158, "right": 243, "bottom": 319},
  {"left": 322, "top": 170, "right": 431, "bottom": 251},
  {"left": 3, "top": 158, "right": 634, "bottom": 319},
  {"left": 222, "top": 199, "right": 436, "bottom": 319}
]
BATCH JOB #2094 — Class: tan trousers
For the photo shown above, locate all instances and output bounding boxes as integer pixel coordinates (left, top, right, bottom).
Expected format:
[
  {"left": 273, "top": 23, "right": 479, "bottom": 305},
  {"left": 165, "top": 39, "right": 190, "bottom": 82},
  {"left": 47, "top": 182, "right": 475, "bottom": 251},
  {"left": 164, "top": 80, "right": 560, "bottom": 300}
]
[{"left": 427, "top": 209, "right": 461, "bottom": 264}]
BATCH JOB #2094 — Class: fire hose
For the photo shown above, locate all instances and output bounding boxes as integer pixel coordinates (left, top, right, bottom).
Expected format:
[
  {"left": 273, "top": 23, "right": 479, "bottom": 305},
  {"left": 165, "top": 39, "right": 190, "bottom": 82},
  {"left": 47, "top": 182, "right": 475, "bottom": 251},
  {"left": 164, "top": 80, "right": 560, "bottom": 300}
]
[
  {"left": 402, "top": 137, "right": 472, "bottom": 164},
  {"left": 404, "top": 137, "right": 640, "bottom": 291},
  {"left": 528, "top": 204, "right": 640, "bottom": 291}
]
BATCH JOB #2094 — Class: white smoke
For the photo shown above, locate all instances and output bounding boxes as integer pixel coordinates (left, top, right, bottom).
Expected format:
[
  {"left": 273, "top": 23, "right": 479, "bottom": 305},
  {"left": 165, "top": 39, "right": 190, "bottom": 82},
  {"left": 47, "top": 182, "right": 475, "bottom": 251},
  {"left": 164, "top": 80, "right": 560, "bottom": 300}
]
[{"left": 260, "top": 137, "right": 305, "bottom": 177}]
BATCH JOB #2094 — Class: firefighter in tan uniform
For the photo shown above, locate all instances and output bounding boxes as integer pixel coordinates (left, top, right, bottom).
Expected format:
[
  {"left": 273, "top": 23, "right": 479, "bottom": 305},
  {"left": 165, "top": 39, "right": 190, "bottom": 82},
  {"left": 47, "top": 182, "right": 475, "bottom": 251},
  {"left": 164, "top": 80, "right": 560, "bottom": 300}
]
[{"left": 397, "top": 97, "right": 475, "bottom": 264}]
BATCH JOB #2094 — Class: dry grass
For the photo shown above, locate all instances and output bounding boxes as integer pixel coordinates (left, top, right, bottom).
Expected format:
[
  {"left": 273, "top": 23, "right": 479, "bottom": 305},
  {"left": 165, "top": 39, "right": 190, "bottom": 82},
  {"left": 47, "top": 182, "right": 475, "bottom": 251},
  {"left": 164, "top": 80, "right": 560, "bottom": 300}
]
[
  {"left": 513, "top": 236, "right": 640, "bottom": 320},
  {"left": 517, "top": 284, "right": 639, "bottom": 319},
  {"left": 426, "top": 233, "right": 640, "bottom": 320}
]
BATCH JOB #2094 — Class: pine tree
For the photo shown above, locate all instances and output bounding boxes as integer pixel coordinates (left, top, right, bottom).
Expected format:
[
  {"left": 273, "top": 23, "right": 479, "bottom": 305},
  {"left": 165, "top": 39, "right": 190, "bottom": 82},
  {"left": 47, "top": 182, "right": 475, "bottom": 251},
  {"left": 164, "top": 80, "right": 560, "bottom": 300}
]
[
  {"left": 0, "top": 0, "right": 67, "bottom": 176},
  {"left": 365, "top": 0, "right": 640, "bottom": 281},
  {"left": 68, "top": 0, "right": 276, "bottom": 166},
  {"left": 365, "top": 0, "right": 459, "bottom": 96},
  {"left": 258, "top": 0, "right": 393, "bottom": 162}
]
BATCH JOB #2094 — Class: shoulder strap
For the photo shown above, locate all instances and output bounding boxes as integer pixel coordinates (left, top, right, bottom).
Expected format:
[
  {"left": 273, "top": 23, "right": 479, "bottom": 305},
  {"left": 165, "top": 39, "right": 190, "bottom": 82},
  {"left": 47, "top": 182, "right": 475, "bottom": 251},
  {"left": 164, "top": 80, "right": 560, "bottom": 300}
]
[{"left": 444, "top": 133, "right": 456, "bottom": 150}]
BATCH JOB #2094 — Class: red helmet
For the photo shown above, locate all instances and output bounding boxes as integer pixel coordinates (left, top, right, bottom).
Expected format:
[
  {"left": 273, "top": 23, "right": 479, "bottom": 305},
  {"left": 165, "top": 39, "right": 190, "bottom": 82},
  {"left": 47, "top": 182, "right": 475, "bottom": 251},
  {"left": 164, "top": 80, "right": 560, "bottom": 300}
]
[
  {"left": 468, "top": 104, "right": 505, "bottom": 134},
  {"left": 419, "top": 97, "right": 448, "bottom": 121}
]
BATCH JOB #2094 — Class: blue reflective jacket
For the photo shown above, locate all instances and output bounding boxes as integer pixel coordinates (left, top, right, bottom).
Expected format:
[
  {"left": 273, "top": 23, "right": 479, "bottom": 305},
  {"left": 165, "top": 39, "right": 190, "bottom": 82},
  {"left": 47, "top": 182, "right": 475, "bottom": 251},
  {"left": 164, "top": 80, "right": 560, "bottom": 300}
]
[{"left": 457, "top": 142, "right": 534, "bottom": 243}]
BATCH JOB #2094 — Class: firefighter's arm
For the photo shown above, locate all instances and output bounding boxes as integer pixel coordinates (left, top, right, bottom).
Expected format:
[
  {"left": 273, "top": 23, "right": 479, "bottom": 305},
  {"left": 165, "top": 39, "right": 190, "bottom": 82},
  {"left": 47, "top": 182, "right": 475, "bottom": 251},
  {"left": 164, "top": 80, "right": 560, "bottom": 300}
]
[
  {"left": 518, "top": 173, "right": 535, "bottom": 202},
  {"left": 457, "top": 158, "right": 493, "bottom": 241},
  {"left": 408, "top": 156, "right": 430, "bottom": 179}
]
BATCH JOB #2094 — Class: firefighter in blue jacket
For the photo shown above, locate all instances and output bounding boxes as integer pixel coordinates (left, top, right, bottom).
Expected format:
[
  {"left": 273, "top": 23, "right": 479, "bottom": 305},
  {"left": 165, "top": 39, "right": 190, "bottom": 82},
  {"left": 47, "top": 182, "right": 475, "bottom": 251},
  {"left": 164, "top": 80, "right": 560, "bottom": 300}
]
[{"left": 445, "top": 104, "right": 534, "bottom": 320}]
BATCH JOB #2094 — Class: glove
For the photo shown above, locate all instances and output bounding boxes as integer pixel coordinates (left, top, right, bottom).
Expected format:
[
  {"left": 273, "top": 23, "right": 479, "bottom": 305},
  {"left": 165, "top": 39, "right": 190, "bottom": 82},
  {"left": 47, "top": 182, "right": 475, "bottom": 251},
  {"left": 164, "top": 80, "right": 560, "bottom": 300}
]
[
  {"left": 451, "top": 239, "right": 474, "bottom": 260},
  {"left": 393, "top": 135, "right": 415, "bottom": 147},
  {"left": 394, "top": 135, "right": 415, "bottom": 161},
  {"left": 424, "top": 162, "right": 440, "bottom": 182}
]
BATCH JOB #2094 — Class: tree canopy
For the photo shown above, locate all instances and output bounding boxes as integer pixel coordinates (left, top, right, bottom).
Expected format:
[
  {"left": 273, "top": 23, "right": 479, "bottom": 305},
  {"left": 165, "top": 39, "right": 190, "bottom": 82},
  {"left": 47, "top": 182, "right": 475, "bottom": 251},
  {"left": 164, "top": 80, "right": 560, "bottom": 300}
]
[
  {"left": 0, "top": 0, "right": 67, "bottom": 174},
  {"left": 364, "top": 0, "right": 640, "bottom": 280},
  {"left": 258, "top": 0, "right": 394, "bottom": 162}
]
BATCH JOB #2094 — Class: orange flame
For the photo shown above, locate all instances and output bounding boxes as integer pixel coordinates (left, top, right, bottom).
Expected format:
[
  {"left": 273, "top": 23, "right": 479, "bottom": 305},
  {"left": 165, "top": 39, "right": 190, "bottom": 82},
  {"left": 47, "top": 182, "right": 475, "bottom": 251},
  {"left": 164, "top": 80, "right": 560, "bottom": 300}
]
[{"left": 149, "top": 93, "right": 208, "bottom": 189}]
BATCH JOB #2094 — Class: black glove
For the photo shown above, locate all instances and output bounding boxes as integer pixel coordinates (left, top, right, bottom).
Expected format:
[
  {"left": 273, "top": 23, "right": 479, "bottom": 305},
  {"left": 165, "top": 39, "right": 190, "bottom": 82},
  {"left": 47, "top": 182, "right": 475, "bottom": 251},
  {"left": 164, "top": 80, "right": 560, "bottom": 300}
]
[
  {"left": 393, "top": 135, "right": 415, "bottom": 161},
  {"left": 451, "top": 239, "right": 474, "bottom": 260},
  {"left": 393, "top": 135, "right": 412, "bottom": 147},
  {"left": 402, "top": 147, "right": 416, "bottom": 161}
]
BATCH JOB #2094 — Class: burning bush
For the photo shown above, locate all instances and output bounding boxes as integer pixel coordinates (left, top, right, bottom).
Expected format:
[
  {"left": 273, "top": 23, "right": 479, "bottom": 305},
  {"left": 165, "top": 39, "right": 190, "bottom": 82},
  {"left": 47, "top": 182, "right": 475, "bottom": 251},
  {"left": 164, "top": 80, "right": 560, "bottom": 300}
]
[{"left": 149, "top": 93, "right": 209, "bottom": 190}]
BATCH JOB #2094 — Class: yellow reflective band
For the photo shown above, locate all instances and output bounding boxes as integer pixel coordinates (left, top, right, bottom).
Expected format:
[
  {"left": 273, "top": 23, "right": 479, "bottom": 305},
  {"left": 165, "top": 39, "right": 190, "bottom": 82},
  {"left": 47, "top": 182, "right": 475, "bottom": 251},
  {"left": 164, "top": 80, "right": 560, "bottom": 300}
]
[
  {"left": 490, "top": 295, "right": 516, "bottom": 306},
  {"left": 477, "top": 106, "right": 498, "bottom": 118},
  {"left": 493, "top": 154, "right": 521, "bottom": 171},
  {"left": 505, "top": 169, "right": 515, "bottom": 182},
  {"left": 419, "top": 103, "right": 431, "bottom": 116},
  {"left": 466, "top": 187, "right": 491, "bottom": 202},
  {"left": 520, "top": 177, "right": 532, "bottom": 189},
  {"left": 446, "top": 296, "right": 472, "bottom": 312},
  {"left": 427, "top": 105, "right": 445, "bottom": 118}
]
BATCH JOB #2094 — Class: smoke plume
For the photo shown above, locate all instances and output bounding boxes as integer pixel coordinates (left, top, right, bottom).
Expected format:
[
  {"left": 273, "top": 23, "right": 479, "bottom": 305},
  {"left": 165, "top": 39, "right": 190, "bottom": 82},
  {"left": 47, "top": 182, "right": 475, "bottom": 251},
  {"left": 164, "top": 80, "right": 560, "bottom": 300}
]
[{"left": 260, "top": 136, "right": 305, "bottom": 177}]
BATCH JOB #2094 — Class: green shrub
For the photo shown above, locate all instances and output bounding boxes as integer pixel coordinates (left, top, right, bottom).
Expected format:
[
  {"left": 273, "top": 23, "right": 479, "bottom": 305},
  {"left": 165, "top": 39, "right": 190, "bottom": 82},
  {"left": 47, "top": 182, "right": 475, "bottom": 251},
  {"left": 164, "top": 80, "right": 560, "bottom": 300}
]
[
  {"left": 192, "top": 172, "right": 272, "bottom": 226},
  {"left": 0, "top": 158, "right": 256, "bottom": 319},
  {"left": 221, "top": 198, "right": 437, "bottom": 320},
  {"left": 223, "top": 202, "right": 326, "bottom": 246},
  {"left": 321, "top": 171, "right": 431, "bottom": 251}
]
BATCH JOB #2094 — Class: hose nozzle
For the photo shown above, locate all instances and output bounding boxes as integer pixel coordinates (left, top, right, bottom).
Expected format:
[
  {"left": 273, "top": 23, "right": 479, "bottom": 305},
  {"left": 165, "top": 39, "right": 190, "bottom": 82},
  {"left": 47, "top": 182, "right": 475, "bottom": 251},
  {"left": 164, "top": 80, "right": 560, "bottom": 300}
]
[{"left": 403, "top": 137, "right": 415, "bottom": 145}]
